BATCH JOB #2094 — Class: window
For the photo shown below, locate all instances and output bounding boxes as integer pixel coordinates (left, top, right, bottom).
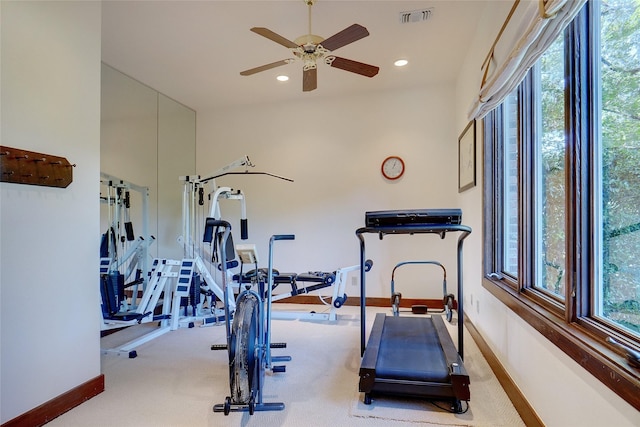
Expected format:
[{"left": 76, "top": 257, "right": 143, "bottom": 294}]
[
  {"left": 502, "top": 92, "right": 519, "bottom": 278},
  {"left": 484, "top": 0, "right": 640, "bottom": 410},
  {"left": 596, "top": 0, "right": 640, "bottom": 336},
  {"left": 537, "top": 35, "right": 567, "bottom": 301}
]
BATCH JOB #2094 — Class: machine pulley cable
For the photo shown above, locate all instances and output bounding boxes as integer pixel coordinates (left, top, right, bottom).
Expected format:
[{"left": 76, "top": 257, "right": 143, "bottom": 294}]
[{"left": 201, "top": 171, "right": 294, "bottom": 184}]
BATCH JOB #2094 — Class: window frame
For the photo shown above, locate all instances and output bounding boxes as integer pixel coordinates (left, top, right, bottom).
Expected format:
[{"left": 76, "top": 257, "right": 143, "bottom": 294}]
[{"left": 483, "top": 2, "right": 640, "bottom": 410}]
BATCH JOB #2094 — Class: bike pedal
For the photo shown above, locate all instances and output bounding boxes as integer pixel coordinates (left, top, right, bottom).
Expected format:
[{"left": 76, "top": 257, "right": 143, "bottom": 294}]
[
  {"left": 210, "top": 344, "right": 228, "bottom": 351},
  {"left": 270, "top": 342, "right": 287, "bottom": 348}
]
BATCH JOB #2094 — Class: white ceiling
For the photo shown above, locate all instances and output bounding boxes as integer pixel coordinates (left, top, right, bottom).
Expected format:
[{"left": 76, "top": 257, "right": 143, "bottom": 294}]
[{"left": 101, "top": 0, "right": 487, "bottom": 111}]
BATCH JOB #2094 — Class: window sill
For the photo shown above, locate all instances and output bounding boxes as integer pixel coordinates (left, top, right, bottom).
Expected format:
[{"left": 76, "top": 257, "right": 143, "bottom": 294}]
[{"left": 482, "top": 276, "right": 640, "bottom": 411}]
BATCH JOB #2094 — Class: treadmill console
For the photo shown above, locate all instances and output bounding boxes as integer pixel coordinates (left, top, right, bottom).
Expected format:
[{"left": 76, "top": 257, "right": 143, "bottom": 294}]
[{"left": 365, "top": 209, "right": 462, "bottom": 228}]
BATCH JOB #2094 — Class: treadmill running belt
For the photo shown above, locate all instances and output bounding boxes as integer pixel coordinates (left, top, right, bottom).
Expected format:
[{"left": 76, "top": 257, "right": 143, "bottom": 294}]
[{"left": 375, "top": 316, "right": 449, "bottom": 383}]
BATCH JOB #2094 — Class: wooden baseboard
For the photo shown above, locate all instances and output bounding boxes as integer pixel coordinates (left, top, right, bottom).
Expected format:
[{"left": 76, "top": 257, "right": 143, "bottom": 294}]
[
  {"left": 1, "top": 375, "right": 104, "bottom": 427},
  {"left": 275, "top": 295, "right": 457, "bottom": 309},
  {"left": 464, "top": 319, "right": 544, "bottom": 427}
]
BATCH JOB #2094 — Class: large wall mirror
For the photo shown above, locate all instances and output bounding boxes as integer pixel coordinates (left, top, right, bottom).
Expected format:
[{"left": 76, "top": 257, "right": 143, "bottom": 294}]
[{"left": 100, "top": 63, "right": 195, "bottom": 262}]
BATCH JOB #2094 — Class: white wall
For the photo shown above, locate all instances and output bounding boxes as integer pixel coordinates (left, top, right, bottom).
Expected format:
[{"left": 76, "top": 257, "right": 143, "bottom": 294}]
[
  {"left": 455, "top": 2, "right": 640, "bottom": 426},
  {"left": 197, "top": 86, "right": 464, "bottom": 300},
  {"left": 0, "top": 1, "right": 102, "bottom": 423}
]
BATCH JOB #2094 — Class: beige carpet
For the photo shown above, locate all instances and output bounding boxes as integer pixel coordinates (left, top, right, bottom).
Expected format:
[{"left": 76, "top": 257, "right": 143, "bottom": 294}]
[{"left": 47, "top": 305, "right": 524, "bottom": 427}]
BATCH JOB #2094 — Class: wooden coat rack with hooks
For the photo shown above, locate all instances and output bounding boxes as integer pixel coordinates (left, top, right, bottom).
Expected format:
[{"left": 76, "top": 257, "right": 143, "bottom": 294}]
[{"left": 0, "top": 145, "right": 74, "bottom": 188}]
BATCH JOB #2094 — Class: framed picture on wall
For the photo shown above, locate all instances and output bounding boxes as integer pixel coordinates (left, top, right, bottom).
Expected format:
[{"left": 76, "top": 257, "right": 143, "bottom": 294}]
[{"left": 458, "top": 120, "right": 476, "bottom": 193}]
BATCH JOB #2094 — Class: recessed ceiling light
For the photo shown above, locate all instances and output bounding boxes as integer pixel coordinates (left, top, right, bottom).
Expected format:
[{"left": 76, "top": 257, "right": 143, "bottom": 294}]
[
  {"left": 394, "top": 59, "right": 409, "bottom": 67},
  {"left": 276, "top": 75, "right": 289, "bottom": 82}
]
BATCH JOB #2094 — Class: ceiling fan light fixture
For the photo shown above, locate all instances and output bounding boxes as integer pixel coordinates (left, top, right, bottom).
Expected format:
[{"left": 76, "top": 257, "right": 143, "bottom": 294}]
[
  {"left": 294, "top": 34, "right": 324, "bottom": 47},
  {"left": 302, "top": 60, "right": 317, "bottom": 71},
  {"left": 394, "top": 59, "right": 409, "bottom": 67},
  {"left": 239, "top": 0, "right": 379, "bottom": 92}
]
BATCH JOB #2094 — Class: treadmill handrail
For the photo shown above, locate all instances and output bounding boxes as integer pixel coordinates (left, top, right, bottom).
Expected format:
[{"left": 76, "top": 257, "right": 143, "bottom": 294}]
[
  {"left": 357, "top": 223, "right": 471, "bottom": 236},
  {"left": 356, "top": 224, "right": 472, "bottom": 358}
]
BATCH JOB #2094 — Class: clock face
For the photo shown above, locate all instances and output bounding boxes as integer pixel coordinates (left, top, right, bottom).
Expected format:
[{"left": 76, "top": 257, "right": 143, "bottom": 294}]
[{"left": 381, "top": 156, "right": 405, "bottom": 180}]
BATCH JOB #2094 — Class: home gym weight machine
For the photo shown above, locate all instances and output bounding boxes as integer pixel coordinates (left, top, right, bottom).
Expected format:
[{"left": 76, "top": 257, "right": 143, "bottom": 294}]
[
  {"left": 211, "top": 221, "right": 294, "bottom": 415},
  {"left": 356, "top": 209, "right": 472, "bottom": 412},
  {"left": 100, "top": 172, "right": 154, "bottom": 316},
  {"left": 100, "top": 173, "right": 178, "bottom": 358},
  {"left": 174, "top": 176, "right": 244, "bottom": 329},
  {"left": 175, "top": 156, "right": 293, "bottom": 329}
]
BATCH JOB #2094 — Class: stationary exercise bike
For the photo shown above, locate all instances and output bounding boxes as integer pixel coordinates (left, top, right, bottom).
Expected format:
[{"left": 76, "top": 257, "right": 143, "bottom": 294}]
[{"left": 211, "top": 221, "right": 294, "bottom": 415}]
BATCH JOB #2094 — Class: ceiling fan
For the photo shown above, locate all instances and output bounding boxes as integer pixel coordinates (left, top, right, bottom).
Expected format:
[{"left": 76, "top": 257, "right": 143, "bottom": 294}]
[{"left": 240, "top": 0, "right": 380, "bottom": 92}]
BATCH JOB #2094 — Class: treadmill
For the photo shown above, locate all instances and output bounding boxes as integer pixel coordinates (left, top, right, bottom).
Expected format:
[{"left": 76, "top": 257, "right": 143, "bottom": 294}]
[{"left": 356, "top": 209, "right": 472, "bottom": 412}]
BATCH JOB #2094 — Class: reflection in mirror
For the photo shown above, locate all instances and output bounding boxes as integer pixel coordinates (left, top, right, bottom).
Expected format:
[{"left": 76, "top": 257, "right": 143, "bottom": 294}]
[
  {"left": 100, "top": 63, "right": 195, "bottom": 261},
  {"left": 158, "top": 93, "right": 196, "bottom": 260}
]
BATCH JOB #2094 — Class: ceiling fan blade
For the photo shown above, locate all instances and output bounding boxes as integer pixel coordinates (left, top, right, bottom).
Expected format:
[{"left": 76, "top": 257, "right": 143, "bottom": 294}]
[
  {"left": 320, "top": 24, "right": 370, "bottom": 52},
  {"left": 303, "top": 68, "right": 317, "bottom": 92},
  {"left": 250, "top": 27, "right": 299, "bottom": 49},
  {"left": 328, "top": 56, "right": 379, "bottom": 78},
  {"left": 240, "top": 59, "right": 291, "bottom": 76}
]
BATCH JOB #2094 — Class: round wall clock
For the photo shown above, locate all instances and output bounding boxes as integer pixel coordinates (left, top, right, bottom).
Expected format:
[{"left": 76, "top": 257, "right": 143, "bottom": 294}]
[{"left": 381, "top": 156, "right": 405, "bottom": 180}]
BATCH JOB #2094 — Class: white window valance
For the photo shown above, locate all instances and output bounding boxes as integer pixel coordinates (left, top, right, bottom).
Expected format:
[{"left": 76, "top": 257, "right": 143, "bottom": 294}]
[{"left": 468, "top": 0, "right": 586, "bottom": 121}]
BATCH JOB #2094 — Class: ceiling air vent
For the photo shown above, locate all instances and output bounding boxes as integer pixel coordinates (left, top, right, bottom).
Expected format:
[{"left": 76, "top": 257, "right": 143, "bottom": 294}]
[{"left": 399, "top": 8, "right": 433, "bottom": 24}]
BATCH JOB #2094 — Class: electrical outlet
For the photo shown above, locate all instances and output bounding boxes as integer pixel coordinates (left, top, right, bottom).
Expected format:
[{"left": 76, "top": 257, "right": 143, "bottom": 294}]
[
  {"left": 351, "top": 276, "right": 358, "bottom": 287},
  {"left": 470, "top": 293, "right": 474, "bottom": 305},
  {"left": 476, "top": 299, "right": 480, "bottom": 315}
]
